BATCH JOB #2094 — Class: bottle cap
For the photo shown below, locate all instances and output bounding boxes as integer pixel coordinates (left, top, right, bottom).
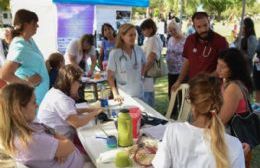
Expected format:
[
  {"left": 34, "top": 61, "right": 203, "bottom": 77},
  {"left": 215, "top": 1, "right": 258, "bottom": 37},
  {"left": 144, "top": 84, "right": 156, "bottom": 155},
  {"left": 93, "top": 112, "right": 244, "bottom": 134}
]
[{"left": 120, "top": 109, "right": 129, "bottom": 113}]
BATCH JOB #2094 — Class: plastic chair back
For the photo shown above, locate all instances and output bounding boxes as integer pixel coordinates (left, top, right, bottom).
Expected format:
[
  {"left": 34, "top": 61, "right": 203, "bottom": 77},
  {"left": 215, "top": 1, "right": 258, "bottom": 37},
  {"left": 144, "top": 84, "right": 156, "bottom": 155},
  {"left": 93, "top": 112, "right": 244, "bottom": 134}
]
[{"left": 166, "top": 84, "right": 191, "bottom": 121}]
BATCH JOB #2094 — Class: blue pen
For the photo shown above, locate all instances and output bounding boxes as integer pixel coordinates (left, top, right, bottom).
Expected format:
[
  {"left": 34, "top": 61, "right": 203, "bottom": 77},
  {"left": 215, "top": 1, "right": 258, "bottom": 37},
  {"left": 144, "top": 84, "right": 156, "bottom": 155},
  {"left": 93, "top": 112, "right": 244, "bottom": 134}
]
[{"left": 96, "top": 136, "right": 107, "bottom": 140}]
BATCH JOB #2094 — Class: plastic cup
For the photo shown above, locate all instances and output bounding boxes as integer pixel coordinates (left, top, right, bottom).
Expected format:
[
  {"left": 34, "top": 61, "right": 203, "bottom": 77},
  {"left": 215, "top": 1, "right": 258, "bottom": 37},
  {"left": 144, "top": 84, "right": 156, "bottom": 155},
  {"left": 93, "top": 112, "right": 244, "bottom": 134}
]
[
  {"left": 106, "top": 135, "right": 117, "bottom": 148},
  {"left": 115, "top": 151, "right": 131, "bottom": 167}
]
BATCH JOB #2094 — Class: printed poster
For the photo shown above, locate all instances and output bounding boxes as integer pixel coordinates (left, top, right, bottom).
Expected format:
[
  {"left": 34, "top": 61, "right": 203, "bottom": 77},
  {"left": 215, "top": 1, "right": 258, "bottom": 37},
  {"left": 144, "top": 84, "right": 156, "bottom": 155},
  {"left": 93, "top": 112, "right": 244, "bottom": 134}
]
[{"left": 56, "top": 4, "right": 94, "bottom": 54}]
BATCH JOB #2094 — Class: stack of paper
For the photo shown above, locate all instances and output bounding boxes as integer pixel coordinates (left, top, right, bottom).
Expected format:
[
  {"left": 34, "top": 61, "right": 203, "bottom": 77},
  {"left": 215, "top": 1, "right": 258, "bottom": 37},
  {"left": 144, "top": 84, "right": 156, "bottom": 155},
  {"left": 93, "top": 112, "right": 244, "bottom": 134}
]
[{"left": 142, "top": 124, "right": 167, "bottom": 140}]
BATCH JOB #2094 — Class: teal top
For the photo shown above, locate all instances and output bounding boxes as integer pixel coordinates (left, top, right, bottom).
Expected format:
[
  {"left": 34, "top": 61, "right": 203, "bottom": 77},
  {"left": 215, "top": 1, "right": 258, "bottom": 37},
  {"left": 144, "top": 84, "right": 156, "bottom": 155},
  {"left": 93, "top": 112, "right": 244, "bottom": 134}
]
[{"left": 7, "top": 37, "right": 49, "bottom": 105}]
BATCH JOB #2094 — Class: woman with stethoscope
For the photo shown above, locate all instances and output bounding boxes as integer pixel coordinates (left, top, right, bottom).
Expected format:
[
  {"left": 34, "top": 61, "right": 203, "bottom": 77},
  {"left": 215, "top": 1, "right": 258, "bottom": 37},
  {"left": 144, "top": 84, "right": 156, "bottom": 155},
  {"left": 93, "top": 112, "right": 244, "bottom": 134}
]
[{"left": 107, "top": 23, "right": 146, "bottom": 102}]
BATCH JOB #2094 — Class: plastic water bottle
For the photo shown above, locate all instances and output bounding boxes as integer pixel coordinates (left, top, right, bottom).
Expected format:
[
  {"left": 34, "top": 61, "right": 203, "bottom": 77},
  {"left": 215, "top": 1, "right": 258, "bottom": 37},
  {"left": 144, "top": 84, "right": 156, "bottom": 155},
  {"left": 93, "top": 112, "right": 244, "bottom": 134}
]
[{"left": 100, "top": 84, "right": 108, "bottom": 106}]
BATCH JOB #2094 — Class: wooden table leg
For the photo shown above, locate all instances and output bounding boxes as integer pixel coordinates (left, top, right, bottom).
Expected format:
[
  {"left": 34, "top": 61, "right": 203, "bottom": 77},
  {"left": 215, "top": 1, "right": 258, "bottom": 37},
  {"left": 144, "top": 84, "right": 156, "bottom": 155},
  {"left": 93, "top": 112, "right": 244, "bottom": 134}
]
[{"left": 93, "top": 83, "right": 98, "bottom": 100}]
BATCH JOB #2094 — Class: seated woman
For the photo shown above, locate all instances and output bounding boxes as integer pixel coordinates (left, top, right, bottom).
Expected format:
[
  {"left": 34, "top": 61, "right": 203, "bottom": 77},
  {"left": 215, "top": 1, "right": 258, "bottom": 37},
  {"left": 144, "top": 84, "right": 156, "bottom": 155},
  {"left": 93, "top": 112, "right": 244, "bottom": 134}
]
[
  {"left": 217, "top": 48, "right": 253, "bottom": 126},
  {"left": 37, "top": 64, "right": 103, "bottom": 140},
  {"left": 0, "top": 83, "right": 84, "bottom": 168},
  {"left": 217, "top": 48, "right": 253, "bottom": 166},
  {"left": 152, "top": 73, "right": 245, "bottom": 168}
]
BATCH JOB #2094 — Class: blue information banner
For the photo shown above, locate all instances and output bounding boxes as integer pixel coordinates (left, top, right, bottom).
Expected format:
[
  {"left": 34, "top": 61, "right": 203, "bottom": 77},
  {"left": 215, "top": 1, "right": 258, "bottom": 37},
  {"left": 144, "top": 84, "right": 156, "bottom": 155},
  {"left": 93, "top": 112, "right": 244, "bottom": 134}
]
[{"left": 53, "top": 0, "right": 149, "bottom": 7}]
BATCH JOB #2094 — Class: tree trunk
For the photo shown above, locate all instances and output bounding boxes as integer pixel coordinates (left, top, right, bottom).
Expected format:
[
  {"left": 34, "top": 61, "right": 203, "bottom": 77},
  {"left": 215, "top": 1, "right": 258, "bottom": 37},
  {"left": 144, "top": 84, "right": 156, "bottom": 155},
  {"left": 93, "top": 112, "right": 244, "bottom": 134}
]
[{"left": 238, "top": 0, "right": 246, "bottom": 49}]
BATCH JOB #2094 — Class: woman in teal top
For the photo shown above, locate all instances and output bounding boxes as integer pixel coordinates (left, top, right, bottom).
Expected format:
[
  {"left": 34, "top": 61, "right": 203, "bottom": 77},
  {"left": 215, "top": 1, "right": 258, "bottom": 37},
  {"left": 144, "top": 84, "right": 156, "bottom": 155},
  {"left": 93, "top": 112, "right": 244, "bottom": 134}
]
[{"left": 0, "top": 9, "right": 49, "bottom": 106}]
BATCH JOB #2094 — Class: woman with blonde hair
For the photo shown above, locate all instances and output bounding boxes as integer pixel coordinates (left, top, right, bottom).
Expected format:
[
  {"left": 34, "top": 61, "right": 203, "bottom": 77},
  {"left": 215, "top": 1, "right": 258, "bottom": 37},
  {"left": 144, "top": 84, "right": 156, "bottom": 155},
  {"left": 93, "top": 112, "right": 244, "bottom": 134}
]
[
  {"left": 64, "top": 34, "right": 97, "bottom": 76},
  {"left": 0, "top": 83, "right": 84, "bottom": 168},
  {"left": 153, "top": 73, "right": 244, "bottom": 168},
  {"left": 107, "top": 23, "right": 146, "bottom": 102}
]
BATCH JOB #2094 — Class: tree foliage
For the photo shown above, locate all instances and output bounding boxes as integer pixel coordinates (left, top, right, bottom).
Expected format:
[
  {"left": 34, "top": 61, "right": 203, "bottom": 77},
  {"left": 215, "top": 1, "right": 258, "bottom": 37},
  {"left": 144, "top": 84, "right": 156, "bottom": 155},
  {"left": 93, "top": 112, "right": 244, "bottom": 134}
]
[
  {"left": 202, "top": 0, "right": 233, "bottom": 20},
  {"left": 132, "top": 0, "right": 259, "bottom": 20}
]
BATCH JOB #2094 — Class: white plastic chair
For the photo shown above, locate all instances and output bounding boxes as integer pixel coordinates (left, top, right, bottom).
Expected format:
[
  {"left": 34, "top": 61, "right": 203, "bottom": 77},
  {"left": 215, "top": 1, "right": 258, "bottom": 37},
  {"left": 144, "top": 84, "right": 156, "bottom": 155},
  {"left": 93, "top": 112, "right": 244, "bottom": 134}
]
[{"left": 166, "top": 84, "right": 191, "bottom": 122}]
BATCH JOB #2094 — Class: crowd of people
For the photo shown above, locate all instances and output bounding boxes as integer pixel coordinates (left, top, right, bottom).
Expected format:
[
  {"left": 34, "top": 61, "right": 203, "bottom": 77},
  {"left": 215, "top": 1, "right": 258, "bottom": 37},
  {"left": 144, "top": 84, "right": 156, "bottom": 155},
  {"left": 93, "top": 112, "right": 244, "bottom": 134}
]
[{"left": 0, "top": 8, "right": 259, "bottom": 168}]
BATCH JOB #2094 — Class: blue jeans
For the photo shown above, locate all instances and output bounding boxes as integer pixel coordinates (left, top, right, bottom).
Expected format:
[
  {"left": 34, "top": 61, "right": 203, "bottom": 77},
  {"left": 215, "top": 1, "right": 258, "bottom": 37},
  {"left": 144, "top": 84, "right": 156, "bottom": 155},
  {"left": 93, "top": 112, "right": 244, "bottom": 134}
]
[{"left": 143, "top": 92, "right": 155, "bottom": 107}]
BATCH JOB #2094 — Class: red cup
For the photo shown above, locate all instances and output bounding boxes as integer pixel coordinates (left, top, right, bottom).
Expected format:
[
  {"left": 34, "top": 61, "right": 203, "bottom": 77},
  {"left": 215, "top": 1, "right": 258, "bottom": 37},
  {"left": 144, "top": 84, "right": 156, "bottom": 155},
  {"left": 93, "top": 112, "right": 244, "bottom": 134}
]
[{"left": 129, "top": 107, "right": 141, "bottom": 139}]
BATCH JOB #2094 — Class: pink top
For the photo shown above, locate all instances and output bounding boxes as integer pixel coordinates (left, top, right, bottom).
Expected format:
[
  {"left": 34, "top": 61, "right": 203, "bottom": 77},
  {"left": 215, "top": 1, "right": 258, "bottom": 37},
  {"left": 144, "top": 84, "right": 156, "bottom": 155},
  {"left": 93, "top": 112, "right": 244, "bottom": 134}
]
[
  {"left": 236, "top": 98, "right": 247, "bottom": 114},
  {"left": 222, "top": 83, "right": 247, "bottom": 114}
]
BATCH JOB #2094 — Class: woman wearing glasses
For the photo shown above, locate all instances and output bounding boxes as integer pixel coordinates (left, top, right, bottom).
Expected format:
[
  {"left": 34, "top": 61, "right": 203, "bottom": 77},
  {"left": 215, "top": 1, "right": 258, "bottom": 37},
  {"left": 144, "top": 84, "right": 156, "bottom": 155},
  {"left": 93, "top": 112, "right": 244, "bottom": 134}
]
[{"left": 107, "top": 23, "right": 146, "bottom": 102}]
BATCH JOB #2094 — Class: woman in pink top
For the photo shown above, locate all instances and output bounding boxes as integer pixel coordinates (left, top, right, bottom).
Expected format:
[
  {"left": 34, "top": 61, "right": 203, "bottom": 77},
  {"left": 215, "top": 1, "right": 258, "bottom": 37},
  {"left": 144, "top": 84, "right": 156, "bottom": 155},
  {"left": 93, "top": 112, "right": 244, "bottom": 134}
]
[
  {"left": 217, "top": 48, "right": 253, "bottom": 167},
  {"left": 217, "top": 48, "right": 253, "bottom": 124},
  {"left": 0, "top": 83, "right": 84, "bottom": 168}
]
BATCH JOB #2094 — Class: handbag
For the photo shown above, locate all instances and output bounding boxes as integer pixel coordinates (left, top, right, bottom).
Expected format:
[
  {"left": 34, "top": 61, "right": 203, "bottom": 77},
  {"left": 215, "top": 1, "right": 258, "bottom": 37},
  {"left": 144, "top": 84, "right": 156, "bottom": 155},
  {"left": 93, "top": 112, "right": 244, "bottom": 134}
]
[
  {"left": 146, "top": 56, "right": 168, "bottom": 78},
  {"left": 230, "top": 82, "right": 260, "bottom": 148},
  {"left": 141, "top": 112, "right": 168, "bottom": 126},
  {"left": 146, "top": 37, "right": 168, "bottom": 78}
]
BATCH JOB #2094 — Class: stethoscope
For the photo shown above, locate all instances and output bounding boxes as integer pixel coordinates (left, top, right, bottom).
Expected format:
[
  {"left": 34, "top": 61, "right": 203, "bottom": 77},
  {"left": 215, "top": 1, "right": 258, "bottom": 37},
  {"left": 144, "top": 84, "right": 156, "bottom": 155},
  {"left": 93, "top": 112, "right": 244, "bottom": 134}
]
[
  {"left": 192, "top": 32, "right": 213, "bottom": 58},
  {"left": 119, "top": 48, "right": 138, "bottom": 73}
]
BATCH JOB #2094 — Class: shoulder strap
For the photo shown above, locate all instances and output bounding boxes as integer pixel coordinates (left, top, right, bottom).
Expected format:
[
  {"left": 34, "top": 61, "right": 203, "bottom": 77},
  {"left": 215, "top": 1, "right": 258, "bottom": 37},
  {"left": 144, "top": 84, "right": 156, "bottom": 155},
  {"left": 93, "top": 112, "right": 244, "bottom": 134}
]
[{"left": 233, "top": 80, "right": 252, "bottom": 112}]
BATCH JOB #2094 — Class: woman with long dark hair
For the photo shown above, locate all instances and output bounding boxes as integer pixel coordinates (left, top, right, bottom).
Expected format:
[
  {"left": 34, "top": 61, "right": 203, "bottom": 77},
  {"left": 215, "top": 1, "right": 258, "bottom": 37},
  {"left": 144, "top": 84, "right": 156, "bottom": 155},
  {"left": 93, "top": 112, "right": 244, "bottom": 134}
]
[
  {"left": 240, "top": 17, "right": 257, "bottom": 71},
  {"left": 217, "top": 48, "right": 253, "bottom": 167},
  {"left": 99, "top": 23, "right": 116, "bottom": 70},
  {"left": 217, "top": 48, "right": 253, "bottom": 125}
]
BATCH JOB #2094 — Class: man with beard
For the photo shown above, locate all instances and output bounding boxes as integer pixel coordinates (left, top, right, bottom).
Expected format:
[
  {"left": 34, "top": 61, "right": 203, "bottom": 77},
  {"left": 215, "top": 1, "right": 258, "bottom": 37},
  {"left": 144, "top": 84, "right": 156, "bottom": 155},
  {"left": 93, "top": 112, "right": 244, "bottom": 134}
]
[{"left": 172, "top": 12, "right": 228, "bottom": 90}]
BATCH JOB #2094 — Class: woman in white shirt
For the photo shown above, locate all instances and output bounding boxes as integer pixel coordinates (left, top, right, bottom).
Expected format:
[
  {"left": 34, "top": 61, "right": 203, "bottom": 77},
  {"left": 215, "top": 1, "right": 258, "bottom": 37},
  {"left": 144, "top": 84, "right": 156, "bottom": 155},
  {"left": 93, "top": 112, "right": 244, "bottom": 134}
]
[
  {"left": 38, "top": 65, "right": 103, "bottom": 140},
  {"left": 140, "top": 18, "right": 163, "bottom": 107},
  {"left": 153, "top": 73, "right": 245, "bottom": 168},
  {"left": 107, "top": 23, "right": 146, "bottom": 102},
  {"left": 64, "top": 34, "right": 97, "bottom": 76}
]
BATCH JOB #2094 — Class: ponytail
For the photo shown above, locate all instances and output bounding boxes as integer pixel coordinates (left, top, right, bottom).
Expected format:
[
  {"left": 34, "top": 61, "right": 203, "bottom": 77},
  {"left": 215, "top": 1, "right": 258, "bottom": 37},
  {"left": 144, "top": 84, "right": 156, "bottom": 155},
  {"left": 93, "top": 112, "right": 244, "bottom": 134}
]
[
  {"left": 208, "top": 111, "right": 230, "bottom": 168},
  {"left": 188, "top": 73, "right": 231, "bottom": 168},
  {"left": 45, "top": 60, "right": 51, "bottom": 73},
  {"left": 12, "top": 29, "right": 21, "bottom": 38}
]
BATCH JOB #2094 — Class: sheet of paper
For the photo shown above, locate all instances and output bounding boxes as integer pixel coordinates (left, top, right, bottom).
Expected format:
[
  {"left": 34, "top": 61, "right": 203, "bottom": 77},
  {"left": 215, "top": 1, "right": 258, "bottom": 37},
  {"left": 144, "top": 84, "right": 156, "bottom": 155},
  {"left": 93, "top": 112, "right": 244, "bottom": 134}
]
[
  {"left": 142, "top": 124, "right": 167, "bottom": 140},
  {"left": 76, "top": 102, "right": 89, "bottom": 109}
]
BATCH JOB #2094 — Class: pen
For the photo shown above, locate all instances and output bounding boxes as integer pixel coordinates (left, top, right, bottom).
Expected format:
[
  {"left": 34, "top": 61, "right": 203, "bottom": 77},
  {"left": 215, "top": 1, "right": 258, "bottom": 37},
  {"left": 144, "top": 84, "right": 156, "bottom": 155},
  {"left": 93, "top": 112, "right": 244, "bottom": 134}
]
[{"left": 96, "top": 136, "right": 107, "bottom": 140}]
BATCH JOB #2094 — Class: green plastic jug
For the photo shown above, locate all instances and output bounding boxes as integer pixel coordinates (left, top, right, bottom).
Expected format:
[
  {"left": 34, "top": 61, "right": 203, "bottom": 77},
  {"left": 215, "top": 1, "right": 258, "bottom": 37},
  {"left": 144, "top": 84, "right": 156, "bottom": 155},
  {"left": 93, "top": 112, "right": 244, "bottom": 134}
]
[{"left": 117, "top": 109, "right": 133, "bottom": 147}]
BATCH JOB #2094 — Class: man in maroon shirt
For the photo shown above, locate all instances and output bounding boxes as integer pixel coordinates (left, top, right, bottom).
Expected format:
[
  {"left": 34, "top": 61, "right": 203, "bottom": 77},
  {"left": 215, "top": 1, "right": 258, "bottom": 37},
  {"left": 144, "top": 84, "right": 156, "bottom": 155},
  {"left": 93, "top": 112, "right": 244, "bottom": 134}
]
[{"left": 172, "top": 12, "right": 228, "bottom": 90}]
